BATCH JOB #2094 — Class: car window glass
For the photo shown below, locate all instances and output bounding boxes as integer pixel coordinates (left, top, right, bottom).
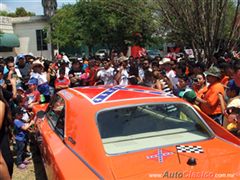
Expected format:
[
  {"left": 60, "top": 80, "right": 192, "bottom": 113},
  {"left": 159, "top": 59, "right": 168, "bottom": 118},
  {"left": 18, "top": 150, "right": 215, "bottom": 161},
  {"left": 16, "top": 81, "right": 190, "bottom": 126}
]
[
  {"left": 55, "top": 107, "right": 65, "bottom": 137},
  {"left": 97, "top": 103, "right": 213, "bottom": 155},
  {"left": 46, "top": 95, "right": 65, "bottom": 138}
]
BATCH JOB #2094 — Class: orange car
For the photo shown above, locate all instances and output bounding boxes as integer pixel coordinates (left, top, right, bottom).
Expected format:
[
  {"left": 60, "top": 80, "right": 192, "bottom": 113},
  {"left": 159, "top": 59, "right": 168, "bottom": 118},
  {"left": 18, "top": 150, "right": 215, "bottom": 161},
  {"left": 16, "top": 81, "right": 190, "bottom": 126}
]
[{"left": 33, "top": 85, "right": 240, "bottom": 180}]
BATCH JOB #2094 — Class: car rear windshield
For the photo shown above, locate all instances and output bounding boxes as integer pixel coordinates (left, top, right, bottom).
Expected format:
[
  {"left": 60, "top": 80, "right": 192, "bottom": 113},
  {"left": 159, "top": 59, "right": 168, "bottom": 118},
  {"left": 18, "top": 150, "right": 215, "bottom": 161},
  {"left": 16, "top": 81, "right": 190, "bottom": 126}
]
[{"left": 97, "top": 103, "right": 213, "bottom": 155}]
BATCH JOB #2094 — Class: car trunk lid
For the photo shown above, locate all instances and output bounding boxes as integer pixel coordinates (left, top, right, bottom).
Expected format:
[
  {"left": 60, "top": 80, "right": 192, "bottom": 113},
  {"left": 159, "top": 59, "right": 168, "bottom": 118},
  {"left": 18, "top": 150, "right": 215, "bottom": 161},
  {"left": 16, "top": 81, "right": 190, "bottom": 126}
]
[{"left": 108, "top": 138, "right": 240, "bottom": 179}]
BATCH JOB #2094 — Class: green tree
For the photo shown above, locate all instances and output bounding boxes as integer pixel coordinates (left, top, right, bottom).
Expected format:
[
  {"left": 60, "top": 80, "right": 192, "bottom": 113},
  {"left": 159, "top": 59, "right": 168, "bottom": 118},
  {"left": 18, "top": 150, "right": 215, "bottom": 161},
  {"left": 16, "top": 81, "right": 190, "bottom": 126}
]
[
  {"left": 50, "top": 4, "right": 79, "bottom": 48},
  {"left": 15, "top": 7, "right": 35, "bottom": 17},
  {"left": 0, "top": 7, "right": 35, "bottom": 17},
  {"left": 0, "top": 11, "right": 8, "bottom": 16},
  {"left": 50, "top": 0, "right": 157, "bottom": 54},
  {"left": 153, "top": 0, "right": 240, "bottom": 64}
]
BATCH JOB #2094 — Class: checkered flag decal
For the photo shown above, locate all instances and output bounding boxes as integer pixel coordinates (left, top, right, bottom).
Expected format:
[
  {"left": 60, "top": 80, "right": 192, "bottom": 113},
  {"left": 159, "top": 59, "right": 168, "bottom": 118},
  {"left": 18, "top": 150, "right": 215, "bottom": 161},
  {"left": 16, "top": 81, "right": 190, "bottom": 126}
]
[{"left": 176, "top": 145, "right": 204, "bottom": 153}]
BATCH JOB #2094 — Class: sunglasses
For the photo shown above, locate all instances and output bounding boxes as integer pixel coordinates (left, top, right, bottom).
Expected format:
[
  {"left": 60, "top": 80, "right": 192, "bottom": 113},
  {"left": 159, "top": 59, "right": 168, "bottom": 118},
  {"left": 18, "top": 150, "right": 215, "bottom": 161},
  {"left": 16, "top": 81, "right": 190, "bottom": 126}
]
[{"left": 226, "top": 107, "right": 240, "bottom": 115}]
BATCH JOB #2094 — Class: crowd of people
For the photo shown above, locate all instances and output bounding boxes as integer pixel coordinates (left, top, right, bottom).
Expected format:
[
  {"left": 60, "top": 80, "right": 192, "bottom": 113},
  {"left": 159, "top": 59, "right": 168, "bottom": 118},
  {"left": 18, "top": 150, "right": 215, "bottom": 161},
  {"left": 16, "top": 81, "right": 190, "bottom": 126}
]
[{"left": 0, "top": 50, "right": 240, "bottom": 178}]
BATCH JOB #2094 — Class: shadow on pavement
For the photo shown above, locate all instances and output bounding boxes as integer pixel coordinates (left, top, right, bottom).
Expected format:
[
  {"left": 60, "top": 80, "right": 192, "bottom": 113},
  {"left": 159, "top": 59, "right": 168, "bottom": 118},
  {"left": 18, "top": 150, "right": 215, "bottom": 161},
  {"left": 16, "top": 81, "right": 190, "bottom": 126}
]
[{"left": 30, "top": 140, "right": 48, "bottom": 180}]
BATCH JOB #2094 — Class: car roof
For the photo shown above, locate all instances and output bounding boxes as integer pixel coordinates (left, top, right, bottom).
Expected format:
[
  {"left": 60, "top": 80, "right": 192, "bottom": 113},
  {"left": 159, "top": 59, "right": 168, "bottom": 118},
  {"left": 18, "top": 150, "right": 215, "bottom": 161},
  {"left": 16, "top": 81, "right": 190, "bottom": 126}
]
[{"left": 59, "top": 85, "right": 179, "bottom": 108}]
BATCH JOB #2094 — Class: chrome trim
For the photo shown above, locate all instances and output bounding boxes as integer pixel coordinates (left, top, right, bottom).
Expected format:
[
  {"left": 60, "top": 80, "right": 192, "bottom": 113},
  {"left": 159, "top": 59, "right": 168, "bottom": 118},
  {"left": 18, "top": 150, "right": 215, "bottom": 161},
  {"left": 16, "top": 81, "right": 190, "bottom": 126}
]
[{"left": 64, "top": 143, "right": 104, "bottom": 180}]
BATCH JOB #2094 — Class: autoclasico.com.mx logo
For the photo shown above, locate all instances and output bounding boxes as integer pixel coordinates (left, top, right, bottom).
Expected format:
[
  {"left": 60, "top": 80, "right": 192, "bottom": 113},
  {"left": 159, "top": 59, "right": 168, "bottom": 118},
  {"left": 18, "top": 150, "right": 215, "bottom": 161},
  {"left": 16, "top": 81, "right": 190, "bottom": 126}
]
[{"left": 149, "top": 171, "right": 240, "bottom": 178}]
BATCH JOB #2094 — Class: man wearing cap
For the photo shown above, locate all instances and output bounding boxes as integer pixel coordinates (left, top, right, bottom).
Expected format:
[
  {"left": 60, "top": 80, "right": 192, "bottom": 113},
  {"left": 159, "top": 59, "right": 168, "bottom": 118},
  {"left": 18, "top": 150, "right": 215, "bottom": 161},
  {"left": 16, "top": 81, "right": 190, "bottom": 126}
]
[
  {"left": 198, "top": 66, "right": 225, "bottom": 125},
  {"left": 159, "top": 57, "right": 178, "bottom": 92},
  {"left": 16, "top": 54, "right": 31, "bottom": 80}
]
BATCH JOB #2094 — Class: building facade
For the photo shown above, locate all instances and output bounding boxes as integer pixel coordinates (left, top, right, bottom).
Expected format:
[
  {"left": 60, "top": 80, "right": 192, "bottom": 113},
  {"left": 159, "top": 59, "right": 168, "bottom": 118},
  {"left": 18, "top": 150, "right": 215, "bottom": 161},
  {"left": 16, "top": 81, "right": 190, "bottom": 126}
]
[{"left": 0, "top": 16, "right": 53, "bottom": 59}]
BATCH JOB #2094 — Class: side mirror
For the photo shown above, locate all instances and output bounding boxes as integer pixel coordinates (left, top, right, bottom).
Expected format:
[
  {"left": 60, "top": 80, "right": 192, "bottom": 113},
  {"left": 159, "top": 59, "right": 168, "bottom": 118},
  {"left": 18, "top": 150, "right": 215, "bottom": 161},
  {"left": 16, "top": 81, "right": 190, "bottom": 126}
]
[{"left": 36, "top": 110, "right": 45, "bottom": 119}]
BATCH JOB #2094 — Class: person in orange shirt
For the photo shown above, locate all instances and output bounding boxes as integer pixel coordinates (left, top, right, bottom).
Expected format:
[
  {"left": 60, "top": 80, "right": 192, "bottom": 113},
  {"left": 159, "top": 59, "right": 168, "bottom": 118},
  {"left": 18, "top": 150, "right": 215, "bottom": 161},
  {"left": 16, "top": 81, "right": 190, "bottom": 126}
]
[
  {"left": 192, "top": 73, "right": 208, "bottom": 99},
  {"left": 198, "top": 66, "right": 225, "bottom": 125}
]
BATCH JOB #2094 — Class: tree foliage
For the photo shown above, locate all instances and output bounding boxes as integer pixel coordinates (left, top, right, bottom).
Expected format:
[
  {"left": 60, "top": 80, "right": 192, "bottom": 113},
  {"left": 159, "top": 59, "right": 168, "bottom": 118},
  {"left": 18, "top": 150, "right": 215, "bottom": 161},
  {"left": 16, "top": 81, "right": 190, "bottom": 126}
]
[
  {"left": 153, "top": 0, "right": 240, "bottom": 63},
  {"left": 50, "top": 0, "right": 156, "bottom": 53},
  {"left": 0, "top": 7, "right": 35, "bottom": 17},
  {"left": 50, "top": 0, "right": 240, "bottom": 60},
  {"left": 50, "top": 4, "right": 79, "bottom": 48}
]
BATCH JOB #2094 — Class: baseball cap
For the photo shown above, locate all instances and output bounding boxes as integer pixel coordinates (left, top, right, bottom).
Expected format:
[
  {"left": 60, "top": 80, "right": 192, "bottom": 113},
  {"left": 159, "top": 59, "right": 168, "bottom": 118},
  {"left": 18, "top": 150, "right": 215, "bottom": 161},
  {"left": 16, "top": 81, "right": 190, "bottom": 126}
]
[
  {"left": 27, "top": 78, "right": 38, "bottom": 85},
  {"left": 16, "top": 85, "right": 25, "bottom": 92},
  {"left": 179, "top": 89, "right": 197, "bottom": 103},
  {"left": 17, "top": 54, "right": 25, "bottom": 60}
]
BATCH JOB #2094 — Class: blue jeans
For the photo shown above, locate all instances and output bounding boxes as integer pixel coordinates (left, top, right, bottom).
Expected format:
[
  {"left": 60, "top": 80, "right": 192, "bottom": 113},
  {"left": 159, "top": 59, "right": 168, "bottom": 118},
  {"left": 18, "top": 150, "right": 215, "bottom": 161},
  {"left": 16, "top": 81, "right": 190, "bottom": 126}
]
[{"left": 16, "top": 140, "right": 26, "bottom": 165}]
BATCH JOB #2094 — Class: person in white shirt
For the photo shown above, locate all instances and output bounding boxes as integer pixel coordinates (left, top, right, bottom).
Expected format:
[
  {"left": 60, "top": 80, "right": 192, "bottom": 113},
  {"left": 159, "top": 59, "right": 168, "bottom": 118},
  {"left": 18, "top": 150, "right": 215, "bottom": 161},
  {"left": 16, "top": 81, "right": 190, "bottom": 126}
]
[
  {"left": 96, "top": 60, "right": 116, "bottom": 85},
  {"left": 159, "top": 58, "right": 178, "bottom": 90},
  {"left": 115, "top": 59, "right": 129, "bottom": 86}
]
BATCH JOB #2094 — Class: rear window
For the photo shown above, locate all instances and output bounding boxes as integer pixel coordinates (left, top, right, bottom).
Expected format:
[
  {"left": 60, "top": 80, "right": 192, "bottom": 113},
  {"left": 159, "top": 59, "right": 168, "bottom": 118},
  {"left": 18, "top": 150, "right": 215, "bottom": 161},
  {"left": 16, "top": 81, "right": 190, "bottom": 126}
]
[{"left": 97, "top": 103, "right": 213, "bottom": 155}]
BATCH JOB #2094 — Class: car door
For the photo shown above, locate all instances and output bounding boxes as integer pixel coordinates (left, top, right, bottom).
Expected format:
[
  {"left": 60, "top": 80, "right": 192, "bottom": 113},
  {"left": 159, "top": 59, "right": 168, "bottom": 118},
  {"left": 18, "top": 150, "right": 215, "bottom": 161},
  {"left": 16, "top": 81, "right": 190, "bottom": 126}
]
[{"left": 41, "top": 94, "right": 66, "bottom": 179}]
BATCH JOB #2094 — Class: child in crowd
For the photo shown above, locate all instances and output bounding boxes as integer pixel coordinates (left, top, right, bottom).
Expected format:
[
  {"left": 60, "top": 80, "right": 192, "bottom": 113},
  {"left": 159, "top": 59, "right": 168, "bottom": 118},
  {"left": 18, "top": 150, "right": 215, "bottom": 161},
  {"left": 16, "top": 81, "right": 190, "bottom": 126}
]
[
  {"left": 177, "top": 74, "right": 193, "bottom": 97},
  {"left": 25, "top": 78, "right": 40, "bottom": 110},
  {"left": 54, "top": 68, "right": 70, "bottom": 92},
  {"left": 15, "top": 95, "right": 32, "bottom": 123},
  {"left": 13, "top": 108, "right": 34, "bottom": 169},
  {"left": 16, "top": 86, "right": 26, "bottom": 98},
  {"left": 30, "top": 60, "right": 50, "bottom": 102}
]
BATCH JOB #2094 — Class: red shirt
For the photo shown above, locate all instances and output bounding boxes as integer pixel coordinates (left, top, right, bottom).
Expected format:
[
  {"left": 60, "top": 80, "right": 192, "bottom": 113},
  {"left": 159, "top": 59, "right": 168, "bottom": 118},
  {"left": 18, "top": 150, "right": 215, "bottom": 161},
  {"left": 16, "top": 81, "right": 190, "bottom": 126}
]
[
  {"left": 25, "top": 90, "right": 40, "bottom": 106},
  {"left": 85, "top": 67, "right": 98, "bottom": 86},
  {"left": 54, "top": 77, "right": 70, "bottom": 88}
]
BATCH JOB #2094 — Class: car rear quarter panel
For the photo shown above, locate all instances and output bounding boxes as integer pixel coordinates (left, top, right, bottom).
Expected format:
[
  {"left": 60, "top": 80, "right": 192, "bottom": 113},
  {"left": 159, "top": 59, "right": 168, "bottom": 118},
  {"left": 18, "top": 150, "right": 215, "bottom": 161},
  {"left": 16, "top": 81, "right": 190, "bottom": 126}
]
[
  {"left": 196, "top": 109, "right": 240, "bottom": 146},
  {"left": 63, "top": 90, "right": 115, "bottom": 179},
  {"left": 38, "top": 115, "right": 100, "bottom": 180}
]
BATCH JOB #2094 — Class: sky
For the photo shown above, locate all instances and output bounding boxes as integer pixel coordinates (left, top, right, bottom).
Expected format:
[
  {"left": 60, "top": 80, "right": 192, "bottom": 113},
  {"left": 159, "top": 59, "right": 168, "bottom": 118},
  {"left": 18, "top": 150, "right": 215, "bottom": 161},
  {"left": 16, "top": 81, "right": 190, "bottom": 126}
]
[{"left": 0, "top": 0, "right": 76, "bottom": 15}]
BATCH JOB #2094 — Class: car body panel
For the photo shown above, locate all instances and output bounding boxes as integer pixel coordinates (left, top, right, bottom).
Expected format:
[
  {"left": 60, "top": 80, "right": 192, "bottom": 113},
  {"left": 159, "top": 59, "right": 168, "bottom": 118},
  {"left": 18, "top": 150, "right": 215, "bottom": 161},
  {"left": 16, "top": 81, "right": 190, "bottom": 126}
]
[
  {"left": 33, "top": 85, "right": 240, "bottom": 180},
  {"left": 36, "top": 116, "right": 100, "bottom": 180},
  {"left": 109, "top": 138, "right": 240, "bottom": 179}
]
